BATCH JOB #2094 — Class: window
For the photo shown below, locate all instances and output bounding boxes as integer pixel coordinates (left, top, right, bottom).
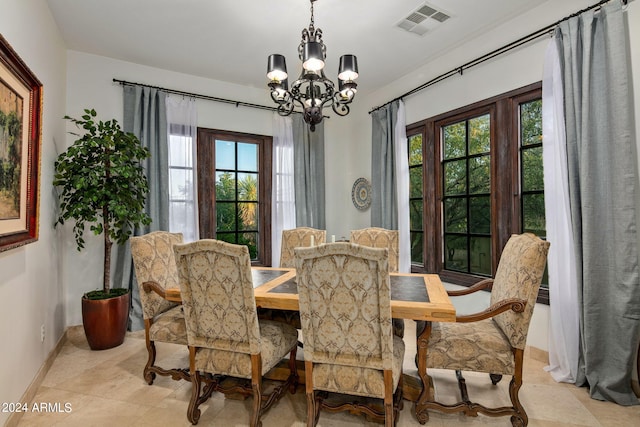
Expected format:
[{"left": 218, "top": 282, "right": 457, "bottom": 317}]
[
  {"left": 442, "top": 113, "right": 492, "bottom": 276},
  {"left": 197, "top": 129, "right": 272, "bottom": 265},
  {"left": 407, "top": 83, "right": 548, "bottom": 303},
  {"left": 168, "top": 125, "right": 198, "bottom": 242}
]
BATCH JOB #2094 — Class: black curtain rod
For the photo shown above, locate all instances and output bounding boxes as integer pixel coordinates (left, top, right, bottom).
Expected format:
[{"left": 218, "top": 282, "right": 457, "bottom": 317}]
[
  {"left": 368, "top": 0, "right": 628, "bottom": 114},
  {"left": 112, "top": 78, "right": 280, "bottom": 113}
]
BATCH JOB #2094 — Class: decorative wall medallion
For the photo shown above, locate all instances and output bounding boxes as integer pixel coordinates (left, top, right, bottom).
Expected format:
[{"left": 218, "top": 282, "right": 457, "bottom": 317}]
[{"left": 351, "top": 177, "right": 372, "bottom": 211}]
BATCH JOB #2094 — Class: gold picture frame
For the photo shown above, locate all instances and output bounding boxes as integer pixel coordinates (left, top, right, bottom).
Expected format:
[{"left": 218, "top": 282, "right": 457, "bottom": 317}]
[{"left": 0, "top": 34, "right": 42, "bottom": 252}]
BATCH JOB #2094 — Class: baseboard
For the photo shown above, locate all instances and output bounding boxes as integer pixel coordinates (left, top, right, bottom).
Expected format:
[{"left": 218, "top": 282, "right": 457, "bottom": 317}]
[
  {"left": 5, "top": 327, "right": 71, "bottom": 427},
  {"left": 527, "top": 345, "right": 549, "bottom": 364}
]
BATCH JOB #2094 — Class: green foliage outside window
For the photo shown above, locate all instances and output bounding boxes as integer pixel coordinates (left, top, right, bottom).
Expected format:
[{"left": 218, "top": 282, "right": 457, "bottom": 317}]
[{"left": 215, "top": 147, "right": 259, "bottom": 259}]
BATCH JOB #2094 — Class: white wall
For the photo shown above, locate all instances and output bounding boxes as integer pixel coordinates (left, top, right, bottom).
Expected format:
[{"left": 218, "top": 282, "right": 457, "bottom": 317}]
[
  {"left": 0, "top": 1, "right": 67, "bottom": 424},
  {"left": 63, "top": 51, "right": 282, "bottom": 326},
  {"left": 351, "top": 0, "right": 640, "bottom": 352}
]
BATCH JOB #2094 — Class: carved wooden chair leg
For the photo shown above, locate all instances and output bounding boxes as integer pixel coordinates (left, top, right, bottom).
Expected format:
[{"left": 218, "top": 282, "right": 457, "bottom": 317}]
[
  {"left": 143, "top": 336, "right": 157, "bottom": 385},
  {"left": 305, "top": 360, "right": 317, "bottom": 427},
  {"left": 509, "top": 349, "right": 527, "bottom": 427},
  {"left": 383, "top": 370, "right": 394, "bottom": 427},
  {"left": 415, "top": 321, "right": 432, "bottom": 424},
  {"left": 288, "top": 347, "right": 299, "bottom": 394},
  {"left": 250, "top": 360, "right": 263, "bottom": 427},
  {"left": 187, "top": 370, "right": 202, "bottom": 425}
]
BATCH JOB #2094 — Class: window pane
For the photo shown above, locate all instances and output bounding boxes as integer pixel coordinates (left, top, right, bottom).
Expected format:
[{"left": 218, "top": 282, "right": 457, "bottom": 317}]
[
  {"left": 522, "top": 146, "right": 543, "bottom": 191},
  {"left": 410, "top": 167, "right": 423, "bottom": 198},
  {"left": 216, "top": 233, "right": 237, "bottom": 244},
  {"left": 169, "top": 168, "right": 192, "bottom": 200},
  {"left": 521, "top": 100, "right": 542, "bottom": 146},
  {"left": 409, "top": 134, "right": 422, "bottom": 166},
  {"left": 469, "top": 114, "right": 490, "bottom": 155},
  {"left": 215, "top": 140, "right": 235, "bottom": 169},
  {"left": 169, "top": 135, "right": 192, "bottom": 167},
  {"left": 523, "top": 193, "right": 546, "bottom": 235},
  {"left": 238, "top": 143, "right": 258, "bottom": 172},
  {"left": 470, "top": 236, "right": 491, "bottom": 275},
  {"left": 410, "top": 200, "right": 423, "bottom": 230},
  {"left": 411, "top": 232, "right": 423, "bottom": 264},
  {"left": 169, "top": 201, "right": 197, "bottom": 242},
  {"left": 444, "top": 160, "right": 466, "bottom": 195},
  {"left": 444, "top": 198, "right": 467, "bottom": 232},
  {"left": 238, "top": 173, "right": 258, "bottom": 201},
  {"left": 469, "top": 155, "right": 490, "bottom": 194},
  {"left": 469, "top": 196, "right": 490, "bottom": 234},
  {"left": 216, "top": 202, "right": 236, "bottom": 231},
  {"left": 215, "top": 172, "right": 236, "bottom": 200},
  {"left": 443, "top": 122, "right": 466, "bottom": 159},
  {"left": 444, "top": 235, "right": 468, "bottom": 272},
  {"left": 238, "top": 202, "right": 258, "bottom": 231},
  {"left": 240, "top": 232, "right": 258, "bottom": 260}
]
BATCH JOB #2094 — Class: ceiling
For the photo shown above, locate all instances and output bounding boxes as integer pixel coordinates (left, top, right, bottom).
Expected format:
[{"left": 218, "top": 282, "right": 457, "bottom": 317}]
[{"left": 46, "top": 0, "right": 549, "bottom": 98}]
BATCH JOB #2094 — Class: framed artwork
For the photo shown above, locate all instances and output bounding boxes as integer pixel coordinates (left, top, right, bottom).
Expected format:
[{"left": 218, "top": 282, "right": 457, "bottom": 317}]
[{"left": 0, "top": 34, "right": 42, "bottom": 252}]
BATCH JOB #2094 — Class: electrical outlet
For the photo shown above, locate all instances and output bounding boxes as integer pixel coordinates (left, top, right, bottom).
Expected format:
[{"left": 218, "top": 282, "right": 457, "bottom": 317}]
[{"left": 40, "top": 324, "right": 45, "bottom": 342}]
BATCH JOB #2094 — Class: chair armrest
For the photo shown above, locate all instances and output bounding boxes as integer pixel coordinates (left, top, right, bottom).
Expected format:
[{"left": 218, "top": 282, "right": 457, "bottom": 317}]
[
  {"left": 142, "top": 281, "right": 167, "bottom": 299},
  {"left": 455, "top": 297, "right": 527, "bottom": 323},
  {"left": 446, "top": 278, "right": 493, "bottom": 297}
]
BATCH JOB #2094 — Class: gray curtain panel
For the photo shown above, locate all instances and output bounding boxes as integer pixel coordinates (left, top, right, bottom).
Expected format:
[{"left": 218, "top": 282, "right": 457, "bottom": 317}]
[
  {"left": 556, "top": 1, "right": 640, "bottom": 405},
  {"left": 113, "top": 85, "right": 169, "bottom": 331},
  {"left": 371, "top": 100, "right": 400, "bottom": 229},
  {"left": 293, "top": 115, "right": 326, "bottom": 229}
]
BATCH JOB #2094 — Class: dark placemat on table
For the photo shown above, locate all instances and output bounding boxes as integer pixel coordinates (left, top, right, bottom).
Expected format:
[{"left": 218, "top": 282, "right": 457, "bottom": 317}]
[
  {"left": 252, "top": 269, "right": 288, "bottom": 288},
  {"left": 267, "top": 274, "right": 429, "bottom": 302}
]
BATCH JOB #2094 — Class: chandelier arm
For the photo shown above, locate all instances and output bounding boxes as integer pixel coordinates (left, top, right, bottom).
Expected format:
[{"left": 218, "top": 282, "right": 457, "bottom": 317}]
[{"left": 332, "top": 102, "right": 350, "bottom": 117}]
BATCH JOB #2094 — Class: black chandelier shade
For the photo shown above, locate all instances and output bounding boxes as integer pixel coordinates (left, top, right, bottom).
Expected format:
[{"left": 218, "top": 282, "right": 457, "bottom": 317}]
[{"left": 266, "top": 0, "right": 359, "bottom": 131}]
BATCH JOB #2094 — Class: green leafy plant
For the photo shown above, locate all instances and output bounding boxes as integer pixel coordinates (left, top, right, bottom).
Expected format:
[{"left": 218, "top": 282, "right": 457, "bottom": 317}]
[{"left": 54, "top": 109, "right": 152, "bottom": 298}]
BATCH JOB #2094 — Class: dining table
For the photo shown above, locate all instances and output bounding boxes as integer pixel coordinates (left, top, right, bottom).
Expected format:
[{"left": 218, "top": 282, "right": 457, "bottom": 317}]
[{"left": 162, "top": 266, "right": 456, "bottom": 402}]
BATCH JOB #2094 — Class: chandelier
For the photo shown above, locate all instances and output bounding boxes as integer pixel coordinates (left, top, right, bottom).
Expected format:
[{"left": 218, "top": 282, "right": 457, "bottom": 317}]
[{"left": 266, "top": 0, "right": 359, "bottom": 131}]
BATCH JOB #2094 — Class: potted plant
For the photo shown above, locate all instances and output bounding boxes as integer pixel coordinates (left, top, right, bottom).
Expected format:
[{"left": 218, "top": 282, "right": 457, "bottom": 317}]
[{"left": 54, "top": 108, "right": 151, "bottom": 350}]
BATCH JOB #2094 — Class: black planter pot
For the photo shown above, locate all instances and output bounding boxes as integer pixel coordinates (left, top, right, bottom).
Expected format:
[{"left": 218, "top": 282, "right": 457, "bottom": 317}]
[{"left": 81, "top": 291, "right": 130, "bottom": 350}]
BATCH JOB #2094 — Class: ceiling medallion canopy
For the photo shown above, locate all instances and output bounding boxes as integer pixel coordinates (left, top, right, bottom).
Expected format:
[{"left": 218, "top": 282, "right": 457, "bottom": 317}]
[{"left": 266, "top": 0, "right": 359, "bottom": 131}]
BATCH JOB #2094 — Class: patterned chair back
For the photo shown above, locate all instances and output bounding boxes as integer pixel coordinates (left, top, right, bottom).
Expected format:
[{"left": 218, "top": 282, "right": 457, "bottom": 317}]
[
  {"left": 294, "top": 242, "right": 394, "bottom": 370},
  {"left": 350, "top": 227, "right": 399, "bottom": 273},
  {"left": 490, "top": 233, "right": 550, "bottom": 349},
  {"left": 280, "top": 227, "right": 327, "bottom": 268},
  {"left": 131, "top": 231, "right": 183, "bottom": 320},
  {"left": 174, "top": 239, "right": 261, "bottom": 354}
]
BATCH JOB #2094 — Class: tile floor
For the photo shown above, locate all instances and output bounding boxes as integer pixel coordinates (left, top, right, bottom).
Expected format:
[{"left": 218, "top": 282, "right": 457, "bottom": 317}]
[{"left": 16, "top": 321, "right": 640, "bottom": 427}]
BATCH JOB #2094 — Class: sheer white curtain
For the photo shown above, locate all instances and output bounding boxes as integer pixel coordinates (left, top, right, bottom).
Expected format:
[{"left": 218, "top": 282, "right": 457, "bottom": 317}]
[
  {"left": 542, "top": 39, "right": 579, "bottom": 383},
  {"left": 393, "top": 100, "right": 410, "bottom": 273},
  {"left": 271, "top": 114, "right": 296, "bottom": 267},
  {"left": 166, "top": 95, "right": 199, "bottom": 242}
]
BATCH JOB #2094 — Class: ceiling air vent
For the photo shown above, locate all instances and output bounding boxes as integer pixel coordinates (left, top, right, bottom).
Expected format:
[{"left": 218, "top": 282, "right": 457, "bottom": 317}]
[{"left": 396, "top": 2, "right": 451, "bottom": 36}]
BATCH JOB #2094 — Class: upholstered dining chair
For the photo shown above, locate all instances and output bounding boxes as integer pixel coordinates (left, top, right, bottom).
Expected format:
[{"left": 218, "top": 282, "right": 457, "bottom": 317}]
[
  {"left": 350, "top": 227, "right": 404, "bottom": 338},
  {"left": 174, "top": 239, "right": 299, "bottom": 426},
  {"left": 294, "top": 242, "right": 405, "bottom": 427},
  {"left": 279, "top": 227, "right": 326, "bottom": 268},
  {"left": 414, "top": 233, "right": 550, "bottom": 427},
  {"left": 130, "top": 231, "right": 190, "bottom": 385}
]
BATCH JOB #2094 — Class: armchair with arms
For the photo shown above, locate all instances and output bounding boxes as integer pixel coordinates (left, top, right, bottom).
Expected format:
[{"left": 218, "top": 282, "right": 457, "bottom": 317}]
[
  {"left": 130, "top": 231, "right": 190, "bottom": 384},
  {"left": 415, "top": 233, "right": 550, "bottom": 427}
]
